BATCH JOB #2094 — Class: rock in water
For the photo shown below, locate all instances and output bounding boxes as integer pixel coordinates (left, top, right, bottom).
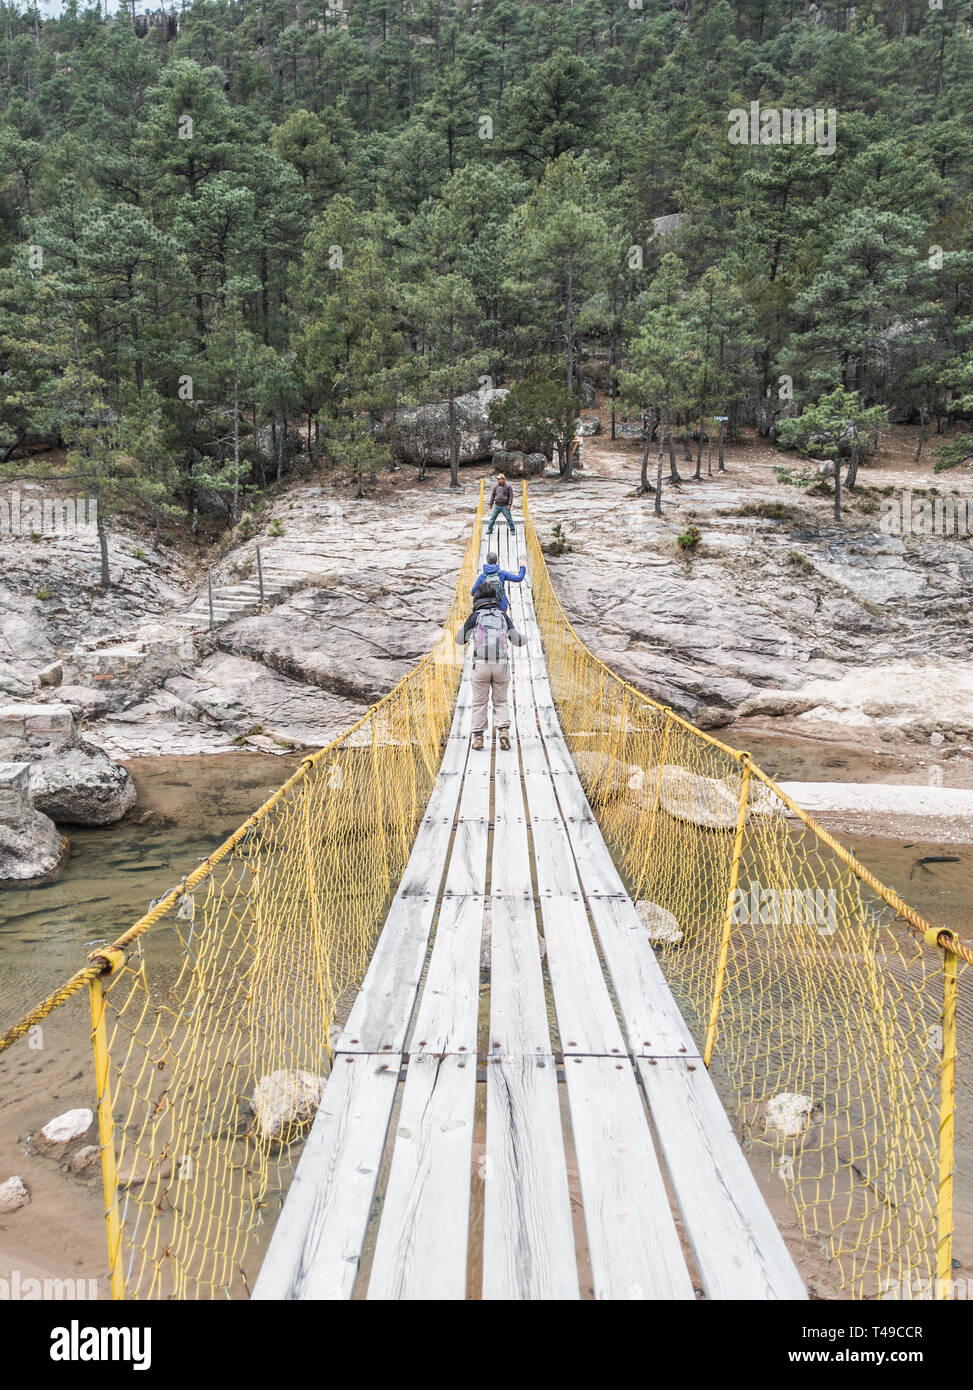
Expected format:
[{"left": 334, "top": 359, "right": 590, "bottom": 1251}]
[
  {"left": 0, "top": 762, "right": 65, "bottom": 881},
  {"left": 762, "top": 1092, "right": 821, "bottom": 1137},
  {"left": 574, "top": 751, "right": 643, "bottom": 803},
  {"left": 0, "top": 1176, "right": 30, "bottom": 1212},
  {"left": 250, "top": 1070, "right": 326, "bottom": 1140},
  {"left": 30, "top": 748, "right": 136, "bottom": 825},
  {"left": 69, "top": 1145, "right": 102, "bottom": 1175},
  {"left": 0, "top": 702, "right": 135, "bottom": 827},
  {"left": 35, "top": 1108, "right": 94, "bottom": 1152},
  {"left": 646, "top": 765, "right": 775, "bottom": 830},
  {"left": 635, "top": 900, "right": 684, "bottom": 946}
]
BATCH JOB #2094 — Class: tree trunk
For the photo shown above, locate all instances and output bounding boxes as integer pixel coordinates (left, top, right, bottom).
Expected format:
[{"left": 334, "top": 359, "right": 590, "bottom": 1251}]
[
  {"left": 845, "top": 424, "right": 861, "bottom": 491},
  {"left": 834, "top": 458, "right": 842, "bottom": 522},
  {"left": 448, "top": 393, "right": 458, "bottom": 489},
  {"left": 654, "top": 412, "right": 666, "bottom": 518},
  {"left": 97, "top": 513, "right": 111, "bottom": 588},
  {"left": 694, "top": 416, "right": 704, "bottom": 480},
  {"left": 667, "top": 431, "right": 681, "bottom": 483},
  {"left": 717, "top": 419, "right": 725, "bottom": 472},
  {"left": 561, "top": 270, "right": 575, "bottom": 483},
  {"left": 637, "top": 419, "right": 655, "bottom": 496},
  {"left": 915, "top": 409, "right": 926, "bottom": 463}
]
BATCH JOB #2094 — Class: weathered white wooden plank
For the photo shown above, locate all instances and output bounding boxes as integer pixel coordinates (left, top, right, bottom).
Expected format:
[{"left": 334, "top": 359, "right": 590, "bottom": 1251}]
[
  {"left": 564, "top": 1055, "right": 694, "bottom": 1300},
  {"left": 559, "top": 813, "right": 629, "bottom": 899},
  {"left": 636, "top": 1057, "right": 807, "bottom": 1300},
  {"left": 536, "top": 893, "right": 627, "bottom": 1057},
  {"left": 337, "top": 892, "right": 440, "bottom": 1054},
  {"left": 444, "top": 740, "right": 490, "bottom": 897},
  {"left": 529, "top": 814, "right": 582, "bottom": 898},
  {"left": 336, "top": 676, "right": 474, "bottom": 1054},
  {"left": 586, "top": 895, "right": 699, "bottom": 1059},
  {"left": 492, "top": 704, "right": 532, "bottom": 899},
  {"left": 367, "top": 1053, "right": 477, "bottom": 1300},
  {"left": 483, "top": 1054, "right": 579, "bottom": 1301},
  {"left": 408, "top": 893, "right": 483, "bottom": 1056},
  {"left": 488, "top": 893, "right": 550, "bottom": 1057},
  {"left": 252, "top": 1055, "right": 399, "bottom": 1301}
]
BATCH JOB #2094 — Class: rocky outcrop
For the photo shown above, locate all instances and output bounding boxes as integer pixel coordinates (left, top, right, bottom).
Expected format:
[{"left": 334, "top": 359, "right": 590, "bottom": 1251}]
[
  {"left": 30, "top": 747, "right": 136, "bottom": 825},
  {"left": 635, "top": 900, "right": 684, "bottom": 946},
  {"left": 62, "top": 634, "right": 198, "bottom": 709},
  {"left": 491, "top": 450, "right": 547, "bottom": 477},
  {"left": 762, "top": 1093, "right": 822, "bottom": 1138},
  {"left": 0, "top": 702, "right": 135, "bottom": 830},
  {"left": 0, "top": 762, "right": 65, "bottom": 880},
  {"left": 393, "top": 389, "right": 508, "bottom": 468}
]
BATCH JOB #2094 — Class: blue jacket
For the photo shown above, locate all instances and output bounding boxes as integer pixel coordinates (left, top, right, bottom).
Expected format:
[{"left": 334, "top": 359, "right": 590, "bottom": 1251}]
[{"left": 472, "top": 562, "right": 526, "bottom": 613}]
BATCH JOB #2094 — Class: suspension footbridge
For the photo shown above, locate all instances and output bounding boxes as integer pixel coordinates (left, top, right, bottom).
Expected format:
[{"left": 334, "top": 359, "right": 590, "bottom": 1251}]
[
  {"left": 0, "top": 483, "right": 966, "bottom": 1301},
  {"left": 251, "top": 519, "right": 805, "bottom": 1301}
]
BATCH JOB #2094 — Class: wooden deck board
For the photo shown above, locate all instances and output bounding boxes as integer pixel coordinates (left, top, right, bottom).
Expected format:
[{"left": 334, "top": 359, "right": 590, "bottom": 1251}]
[
  {"left": 563, "top": 1055, "right": 695, "bottom": 1301},
  {"left": 636, "top": 1057, "right": 807, "bottom": 1300},
  {"left": 251, "top": 1055, "right": 399, "bottom": 1301},
  {"left": 366, "top": 1053, "right": 477, "bottom": 1300},
  {"left": 483, "top": 1055, "right": 579, "bottom": 1301}
]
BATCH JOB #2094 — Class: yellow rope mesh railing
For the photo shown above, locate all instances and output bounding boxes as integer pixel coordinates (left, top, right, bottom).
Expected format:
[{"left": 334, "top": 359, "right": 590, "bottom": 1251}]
[
  {"left": 523, "top": 483, "right": 966, "bottom": 1302},
  {"left": 0, "top": 486, "right": 483, "bottom": 1300}
]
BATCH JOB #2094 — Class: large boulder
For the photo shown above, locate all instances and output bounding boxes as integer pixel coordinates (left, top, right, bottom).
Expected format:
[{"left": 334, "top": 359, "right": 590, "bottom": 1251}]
[
  {"left": 0, "top": 762, "right": 65, "bottom": 881},
  {"left": 491, "top": 450, "right": 546, "bottom": 478},
  {"left": 393, "top": 389, "right": 508, "bottom": 468},
  {"left": 0, "top": 703, "right": 135, "bottom": 826},
  {"left": 30, "top": 747, "right": 136, "bottom": 825}
]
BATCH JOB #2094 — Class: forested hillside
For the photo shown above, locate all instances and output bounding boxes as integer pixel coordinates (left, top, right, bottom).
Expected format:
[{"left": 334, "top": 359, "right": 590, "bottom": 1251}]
[{"left": 0, "top": 0, "right": 970, "bottom": 536}]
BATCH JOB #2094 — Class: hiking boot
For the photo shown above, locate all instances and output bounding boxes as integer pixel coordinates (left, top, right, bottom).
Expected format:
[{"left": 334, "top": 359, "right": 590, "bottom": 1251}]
[
  {"left": 498, "top": 728, "right": 511, "bottom": 751},
  {"left": 472, "top": 731, "right": 484, "bottom": 751}
]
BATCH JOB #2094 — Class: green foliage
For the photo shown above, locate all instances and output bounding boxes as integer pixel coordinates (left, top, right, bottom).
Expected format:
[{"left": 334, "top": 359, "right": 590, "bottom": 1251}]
[
  {"left": 776, "top": 389, "right": 888, "bottom": 459},
  {"left": 0, "top": 0, "right": 967, "bottom": 532},
  {"left": 489, "top": 375, "right": 576, "bottom": 460},
  {"left": 677, "top": 525, "right": 702, "bottom": 553},
  {"left": 933, "top": 436, "right": 973, "bottom": 473},
  {"left": 542, "top": 521, "right": 572, "bottom": 556}
]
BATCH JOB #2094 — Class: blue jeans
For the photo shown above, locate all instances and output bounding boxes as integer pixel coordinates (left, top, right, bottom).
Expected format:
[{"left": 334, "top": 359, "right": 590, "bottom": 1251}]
[{"left": 487, "top": 505, "right": 515, "bottom": 533}]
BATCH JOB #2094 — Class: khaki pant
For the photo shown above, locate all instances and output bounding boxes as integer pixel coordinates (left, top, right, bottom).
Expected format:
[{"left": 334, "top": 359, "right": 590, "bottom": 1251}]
[{"left": 471, "top": 658, "right": 510, "bottom": 733}]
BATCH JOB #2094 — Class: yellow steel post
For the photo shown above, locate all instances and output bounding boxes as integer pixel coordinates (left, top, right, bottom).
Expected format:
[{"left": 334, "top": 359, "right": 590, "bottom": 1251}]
[
  {"left": 936, "top": 932, "right": 958, "bottom": 1298},
  {"left": 703, "top": 759, "right": 750, "bottom": 1069},
  {"left": 87, "top": 953, "right": 126, "bottom": 1301}
]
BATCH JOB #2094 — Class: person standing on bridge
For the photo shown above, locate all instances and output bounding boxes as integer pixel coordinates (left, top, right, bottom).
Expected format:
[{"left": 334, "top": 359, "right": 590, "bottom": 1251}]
[
  {"left": 486, "top": 472, "right": 516, "bottom": 536},
  {"left": 456, "top": 554, "right": 526, "bottom": 752}
]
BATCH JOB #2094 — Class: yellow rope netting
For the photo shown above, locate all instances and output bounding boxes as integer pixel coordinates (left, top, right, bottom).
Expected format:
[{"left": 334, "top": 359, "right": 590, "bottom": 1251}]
[
  {"left": 522, "top": 485, "right": 966, "bottom": 1302},
  {"left": 0, "top": 480, "right": 964, "bottom": 1301},
  {"left": 0, "top": 489, "right": 482, "bottom": 1300}
]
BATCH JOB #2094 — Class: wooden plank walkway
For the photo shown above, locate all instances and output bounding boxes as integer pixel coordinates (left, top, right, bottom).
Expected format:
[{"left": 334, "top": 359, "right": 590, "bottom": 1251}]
[{"left": 252, "top": 517, "right": 807, "bottom": 1302}]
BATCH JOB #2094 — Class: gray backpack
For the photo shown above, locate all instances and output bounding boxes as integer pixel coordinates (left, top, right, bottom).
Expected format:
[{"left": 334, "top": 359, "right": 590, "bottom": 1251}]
[{"left": 473, "top": 609, "right": 507, "bottom": 664}]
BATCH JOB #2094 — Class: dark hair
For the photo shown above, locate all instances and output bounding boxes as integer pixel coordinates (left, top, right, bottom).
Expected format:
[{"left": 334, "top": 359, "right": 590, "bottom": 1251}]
[{"left": 486, "top": 551, "right": 498, "bottom": 565}]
